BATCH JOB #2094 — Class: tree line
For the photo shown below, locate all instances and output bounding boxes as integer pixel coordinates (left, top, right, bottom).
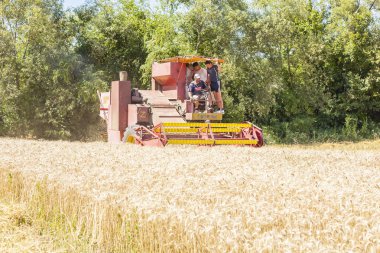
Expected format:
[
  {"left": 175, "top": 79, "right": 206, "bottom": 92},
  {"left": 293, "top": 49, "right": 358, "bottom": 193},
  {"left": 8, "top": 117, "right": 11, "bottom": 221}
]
[{"left": 0, "top": 0, "right": 379, "bottom": 143}]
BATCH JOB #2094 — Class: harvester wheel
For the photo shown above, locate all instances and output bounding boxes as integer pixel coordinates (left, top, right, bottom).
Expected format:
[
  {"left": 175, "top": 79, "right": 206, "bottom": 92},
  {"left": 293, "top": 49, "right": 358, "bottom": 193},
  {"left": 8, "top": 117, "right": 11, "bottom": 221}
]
[{"left": 122, "top": 126, "right": 137, "bottom": 144}]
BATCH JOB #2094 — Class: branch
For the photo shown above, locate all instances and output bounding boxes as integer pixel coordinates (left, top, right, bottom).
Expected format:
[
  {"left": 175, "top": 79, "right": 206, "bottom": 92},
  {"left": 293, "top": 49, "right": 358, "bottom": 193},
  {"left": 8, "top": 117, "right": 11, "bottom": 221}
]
[
  {"left": 22, "top": 39, "right": 29, "bottom": 60},
  {"left": 354, "top": 0, "right": 361, "bottom": 13},
  {"left": 369, "top": 0, "right": 376, "bottom": 10}
]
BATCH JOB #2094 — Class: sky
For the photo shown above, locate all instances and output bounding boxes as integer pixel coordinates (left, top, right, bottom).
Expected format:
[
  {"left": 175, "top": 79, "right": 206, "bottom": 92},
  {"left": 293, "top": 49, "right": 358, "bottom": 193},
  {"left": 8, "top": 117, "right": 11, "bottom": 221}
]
[
  {"left": 63, "top": 0, "right": 160, "bottom": 10},
  {"left": 63, "top": 0, "right": 87, "bottom": 9}
]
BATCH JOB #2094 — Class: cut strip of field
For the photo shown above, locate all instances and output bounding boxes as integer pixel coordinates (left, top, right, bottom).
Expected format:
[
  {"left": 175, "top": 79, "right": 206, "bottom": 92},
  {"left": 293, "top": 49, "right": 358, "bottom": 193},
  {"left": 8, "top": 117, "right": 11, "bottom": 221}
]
[{"left": 0, "top": 138, "right": 379, "bottom": 252}]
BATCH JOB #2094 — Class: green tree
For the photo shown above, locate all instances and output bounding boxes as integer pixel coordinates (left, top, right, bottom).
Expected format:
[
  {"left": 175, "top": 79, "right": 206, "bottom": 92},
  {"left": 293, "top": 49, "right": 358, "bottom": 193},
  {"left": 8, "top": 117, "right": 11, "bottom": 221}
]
[
  {"left": 72, "top": 0, "right": 148, "bottom": 85},
  {"left": 1, "top": 0, "right": 379, "bottom": 143},
  {"left": 0, "top": 0, "right": 107, "bottom": 139}
]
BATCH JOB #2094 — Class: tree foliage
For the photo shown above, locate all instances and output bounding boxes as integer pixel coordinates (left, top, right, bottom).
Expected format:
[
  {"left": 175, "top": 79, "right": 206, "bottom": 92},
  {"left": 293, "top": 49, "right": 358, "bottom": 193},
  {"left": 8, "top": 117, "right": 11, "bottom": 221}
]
[
  {"left": 0, "top": 0, "right": 379, "bottom": 142},
  {"left": 0, "top": 0, "right": 107, "bottom": 139}
]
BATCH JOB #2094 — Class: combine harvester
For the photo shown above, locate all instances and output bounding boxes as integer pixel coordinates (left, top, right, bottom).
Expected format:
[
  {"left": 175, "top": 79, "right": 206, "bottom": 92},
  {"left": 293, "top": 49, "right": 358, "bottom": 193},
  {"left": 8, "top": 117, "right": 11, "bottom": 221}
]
[{"left": 98, "top": 56, "right": 263, "bottom": 147}]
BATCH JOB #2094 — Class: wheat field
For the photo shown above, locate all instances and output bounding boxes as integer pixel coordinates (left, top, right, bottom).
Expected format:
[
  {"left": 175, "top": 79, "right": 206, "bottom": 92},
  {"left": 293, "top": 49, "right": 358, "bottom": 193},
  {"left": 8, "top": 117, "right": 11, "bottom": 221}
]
[{"left": 0, "top": 138, "right": 379, "bottom": 252}]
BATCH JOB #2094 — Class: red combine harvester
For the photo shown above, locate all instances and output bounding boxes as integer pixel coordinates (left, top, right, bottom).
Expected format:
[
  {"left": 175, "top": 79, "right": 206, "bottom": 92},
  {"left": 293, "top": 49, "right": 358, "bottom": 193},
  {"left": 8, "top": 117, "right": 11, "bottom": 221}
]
[{"left": 98, "top": 56, "right": 263, "bottom": 147}]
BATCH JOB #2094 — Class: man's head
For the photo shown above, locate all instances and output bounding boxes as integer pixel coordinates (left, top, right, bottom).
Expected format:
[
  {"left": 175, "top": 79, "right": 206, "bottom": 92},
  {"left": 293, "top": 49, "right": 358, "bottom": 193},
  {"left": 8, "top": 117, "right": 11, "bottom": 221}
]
[
  {"left": 192, "top": 62, "right": 201, "bottom": 71},
  {"left": 205, "top": 60, "right": 213, "bottom": 69},
  {"left": 194, "top": 73, "right": 201, "bottom": 82}
]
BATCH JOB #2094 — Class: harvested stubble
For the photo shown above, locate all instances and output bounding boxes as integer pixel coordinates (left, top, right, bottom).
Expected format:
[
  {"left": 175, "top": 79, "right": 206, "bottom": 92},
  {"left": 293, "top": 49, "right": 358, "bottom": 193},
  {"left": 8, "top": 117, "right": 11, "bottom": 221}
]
[{"left": 0, "top": 138, "right": 379, "bottom": 252}]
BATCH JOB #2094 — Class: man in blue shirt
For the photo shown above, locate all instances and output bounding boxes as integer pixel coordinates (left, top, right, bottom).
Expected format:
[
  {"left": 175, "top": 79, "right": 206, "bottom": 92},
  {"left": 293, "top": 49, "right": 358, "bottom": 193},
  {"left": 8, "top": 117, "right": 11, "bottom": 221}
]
[
  {"left": 188, "top": 73, "right": 208, "bottom": 112},
  {"left": 205, "top": 60, "right": 224, "bottom": 114}
]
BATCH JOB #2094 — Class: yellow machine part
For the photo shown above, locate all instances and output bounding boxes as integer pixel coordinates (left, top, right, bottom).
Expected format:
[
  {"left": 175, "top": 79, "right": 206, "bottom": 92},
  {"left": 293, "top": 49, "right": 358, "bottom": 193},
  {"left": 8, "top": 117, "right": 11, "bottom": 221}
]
[
  {"left": 214, "top": 139, "right": 258, "bottom": 145},
  {"left": 162, "top": 122, "right": 252, "bottom": 128},
  {"left": 166, "top": 139, "right": 257, "bottom": 145},
  {"left": 126, "top": 135, "right": 136, "bottom": 144},
  {"left": 155, "top": 122, "right": 257, "bottom": 146},
  {"left": 155, "top": 127, "right": 243, "bottom": 133},
  {"left": 155, "top": 122, "right": 252, "bottom": 135},
  {"left": 167, "top": 139, "right": 215, "bottom": 145}
]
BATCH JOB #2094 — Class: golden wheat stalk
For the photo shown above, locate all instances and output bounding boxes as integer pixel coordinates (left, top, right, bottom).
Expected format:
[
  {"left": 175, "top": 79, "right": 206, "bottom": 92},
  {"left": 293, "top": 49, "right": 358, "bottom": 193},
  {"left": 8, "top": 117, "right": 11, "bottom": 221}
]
[{"left": 0, "top": 138, "right": 379, "bottom": 252}]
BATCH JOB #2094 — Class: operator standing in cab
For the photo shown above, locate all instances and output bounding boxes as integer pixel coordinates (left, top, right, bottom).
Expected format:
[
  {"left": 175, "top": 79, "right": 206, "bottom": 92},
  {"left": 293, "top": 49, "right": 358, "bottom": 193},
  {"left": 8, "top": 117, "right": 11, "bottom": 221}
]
[
  {"left": 188, "top": 73, "right": 208, "bottom": 112},
  {"left": 205, "top": 60, "right": 224, "bottom": 114},
  {"left": 192, "top": 62, "right": 207, "bottom": 82}
]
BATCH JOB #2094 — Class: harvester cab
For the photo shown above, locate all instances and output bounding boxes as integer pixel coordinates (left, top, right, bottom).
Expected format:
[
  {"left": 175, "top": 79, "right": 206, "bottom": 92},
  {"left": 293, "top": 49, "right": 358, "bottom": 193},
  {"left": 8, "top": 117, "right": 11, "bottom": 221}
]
[{"left": 98, "top": 56, "right": 263, "bottom": 147}]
